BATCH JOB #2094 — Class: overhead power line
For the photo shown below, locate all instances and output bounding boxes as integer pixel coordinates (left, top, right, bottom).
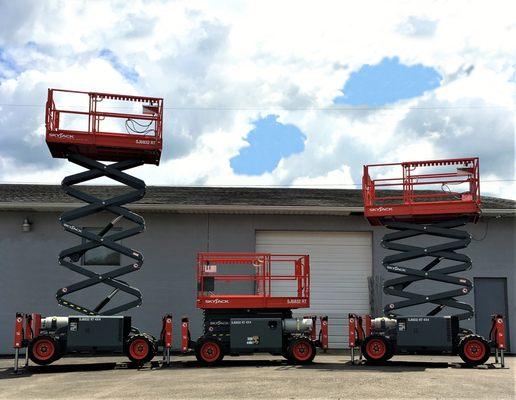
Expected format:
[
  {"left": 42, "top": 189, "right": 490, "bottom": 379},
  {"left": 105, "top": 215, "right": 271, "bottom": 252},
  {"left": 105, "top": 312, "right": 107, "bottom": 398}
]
[
  {"left": 0, "top": 179, "right": 514, "bottom": 187},
  {"left": 0, "top": 103, "right": 514, "bottom": 111}
]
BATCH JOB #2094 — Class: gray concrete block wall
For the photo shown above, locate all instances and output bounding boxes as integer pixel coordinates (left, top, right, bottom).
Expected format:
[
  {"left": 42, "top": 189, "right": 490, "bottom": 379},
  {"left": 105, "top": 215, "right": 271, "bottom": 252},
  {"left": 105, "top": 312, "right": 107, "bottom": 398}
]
[{"left": 0, "top": 210, "right": 514, "bottom": 354}]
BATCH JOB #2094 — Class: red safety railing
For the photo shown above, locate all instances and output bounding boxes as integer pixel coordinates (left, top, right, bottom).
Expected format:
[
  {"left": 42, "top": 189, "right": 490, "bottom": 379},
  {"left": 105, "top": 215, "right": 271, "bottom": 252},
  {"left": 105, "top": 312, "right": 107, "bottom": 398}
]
[
  {"left": 362, "top": 157, "right": 481, "bottom": 225},
  {"left": 45, "top": 88, "right": 163, "bottom": 164},
  {"left": 196, "top": 252, "right": 310, "bottom": 309}
]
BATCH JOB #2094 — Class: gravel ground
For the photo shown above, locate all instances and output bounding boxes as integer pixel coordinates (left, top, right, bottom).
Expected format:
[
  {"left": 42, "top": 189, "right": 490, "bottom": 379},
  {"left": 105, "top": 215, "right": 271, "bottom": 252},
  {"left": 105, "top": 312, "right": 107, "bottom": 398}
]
[{"left": 0, "top": 353, "right": 514, "bottom": 399}]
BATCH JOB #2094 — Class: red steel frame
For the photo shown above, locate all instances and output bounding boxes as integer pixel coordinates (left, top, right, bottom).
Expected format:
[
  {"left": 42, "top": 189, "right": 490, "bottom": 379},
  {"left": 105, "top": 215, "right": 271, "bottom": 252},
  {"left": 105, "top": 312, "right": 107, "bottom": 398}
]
[
  {"left": 348, "top": 313, "right": 371, "bottom": 350},
  {"left": 489, "top": 314, "right": 506, "bottom": 352},
  {"left": 13, "top": 313, "right": 43, "bottom": 372},
  {"left": 304, "top": 315, "right": 329, "bottom": 350},
  {"left": 489, "top": 314, "right": 507, "bottom": 367},
  {"left": 160, "top": 315, "right": 173, "bottom": 349},
  {"left": 159, "top": 314, "right": 173, "bottom": 365},
  {"left": 362, "top": 157, "right": 481, "bottom": 225},
  {"left": 45, "top": 88, "right": 163, "bottom": 165},
  {"left": 196, "top": 252, "right": 310, "bottom": 309}
]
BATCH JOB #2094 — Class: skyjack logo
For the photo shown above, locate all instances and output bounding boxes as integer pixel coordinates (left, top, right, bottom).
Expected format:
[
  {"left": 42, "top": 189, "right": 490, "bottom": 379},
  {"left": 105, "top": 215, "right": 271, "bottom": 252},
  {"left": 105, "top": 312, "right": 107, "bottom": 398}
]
[
  {"left": 388, "top": 265, "right": 406, "bottom": 273},
  {"left": 209, "top": 320, "right": 229, "bottom": 326},
  {"left": 63, "top": 223, "right": 82, "bottom": 234},
  {"left": 204, "top": 299, "right": 230, "bottom": 304},
  {"left": 369, "top": 206, "right": 393, "bottom": 212},
  {"left": 49, "top": 133, "right": 75, "bottom": 140}
]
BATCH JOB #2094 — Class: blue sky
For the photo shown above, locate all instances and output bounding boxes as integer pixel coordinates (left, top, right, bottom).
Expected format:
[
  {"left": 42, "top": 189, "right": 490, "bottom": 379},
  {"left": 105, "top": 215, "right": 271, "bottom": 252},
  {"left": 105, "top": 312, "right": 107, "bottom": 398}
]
[
  {"left": 231, "top": 115, "right": 306, "bottom": 175},
  {"left": 231, "top": 57, "right": 442, "bottom": 175},
  {"left": 99, "top": 49, "right": 139, "bottom": 83},
  {"left": 0, "top": 47, "right": 19, "bottom": 78},
  {"left": 334, "top": 57, "right": 442, "bottom": 106}
]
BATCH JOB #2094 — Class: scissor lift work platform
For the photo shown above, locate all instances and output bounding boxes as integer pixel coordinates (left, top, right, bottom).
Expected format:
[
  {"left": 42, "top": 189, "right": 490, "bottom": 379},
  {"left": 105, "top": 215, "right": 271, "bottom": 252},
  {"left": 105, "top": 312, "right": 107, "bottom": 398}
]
[
  {"left": 197, "top": 252, "right": 310, "bottom": 309},
  {"left": 182, "top": 253, "right": 328, "bottom": 364},
  {"left": 13, "top": 89, "right": 167, "bottom": 371},
  {"left": 45, "top": 88, "right": 163, "bottom": 164},
  {"left": 350, "top": 157, "right": 506, "bottom": 367},
  {"left": 362, "top": 158, "right": 481, "bottom": 225}
]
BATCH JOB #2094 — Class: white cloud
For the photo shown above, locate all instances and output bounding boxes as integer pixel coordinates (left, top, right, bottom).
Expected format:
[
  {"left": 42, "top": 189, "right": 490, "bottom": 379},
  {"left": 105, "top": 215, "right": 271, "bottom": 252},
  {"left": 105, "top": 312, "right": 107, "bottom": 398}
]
[
  {"left": 291, "top": 166, "right": 354, "bottom": 188},
  {"left": 0, "top": 0, "right": 514, "bottom": 200}
]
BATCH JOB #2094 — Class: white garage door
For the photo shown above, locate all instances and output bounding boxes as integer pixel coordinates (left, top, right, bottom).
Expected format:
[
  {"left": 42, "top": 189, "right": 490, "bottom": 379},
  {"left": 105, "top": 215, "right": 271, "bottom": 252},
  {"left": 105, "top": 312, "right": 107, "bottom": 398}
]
[{"left": 256, "top": 231, "right": 372, "bottom": 349}]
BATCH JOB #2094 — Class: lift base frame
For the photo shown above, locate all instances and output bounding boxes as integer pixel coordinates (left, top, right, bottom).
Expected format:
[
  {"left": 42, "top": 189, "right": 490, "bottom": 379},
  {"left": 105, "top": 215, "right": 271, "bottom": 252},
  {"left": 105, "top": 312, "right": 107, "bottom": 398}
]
[
  {"left": 181, "top": 309, "right": 328, "bottom": 364},
  {"left": 348, "top": 313, "right": 507, "bottom": 367},
  {"left": 13, "top": 312, "right": 173, "bottom": 372}
]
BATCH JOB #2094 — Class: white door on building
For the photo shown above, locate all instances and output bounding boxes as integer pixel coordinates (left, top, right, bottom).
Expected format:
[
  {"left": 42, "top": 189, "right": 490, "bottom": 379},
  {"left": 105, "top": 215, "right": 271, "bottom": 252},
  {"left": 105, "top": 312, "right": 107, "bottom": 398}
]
[{"left": 255, "top": 230, "right": 372, "bottom": 349}]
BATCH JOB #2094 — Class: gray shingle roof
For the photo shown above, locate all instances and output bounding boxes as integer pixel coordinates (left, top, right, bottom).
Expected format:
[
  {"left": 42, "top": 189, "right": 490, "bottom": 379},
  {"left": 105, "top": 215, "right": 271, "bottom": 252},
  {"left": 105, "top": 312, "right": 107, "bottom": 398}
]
[{"left": 0, "top": 184, "right": 514, "bottom": 211}]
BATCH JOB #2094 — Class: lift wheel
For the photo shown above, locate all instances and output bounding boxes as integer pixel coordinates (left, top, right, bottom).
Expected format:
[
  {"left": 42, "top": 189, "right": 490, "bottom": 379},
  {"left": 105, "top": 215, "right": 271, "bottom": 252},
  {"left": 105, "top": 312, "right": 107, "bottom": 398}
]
[
  {"left": 361, "top": 335, "right": 394, "bottom": 363},
  {"left": 287, "top": 338, "right": 316, "bottom": 364},
  {"left": 125, "top": 334, "right": 157, "bottom": 365},
  {"left": 28, "top": 335, "right": 61, "bottom": 366},
  {"left": 458, "top": 335, "right": 491, "bottom": 367},
  {"left": 195, "top": 338, "right": 224, "bottom": 365}
]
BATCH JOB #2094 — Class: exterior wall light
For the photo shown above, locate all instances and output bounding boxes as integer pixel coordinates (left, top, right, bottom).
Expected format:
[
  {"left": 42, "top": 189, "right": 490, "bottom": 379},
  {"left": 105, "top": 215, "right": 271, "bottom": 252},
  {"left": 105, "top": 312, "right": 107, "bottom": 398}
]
[{"left": 21, "top": 218, "right": 32, "bottom": 233}]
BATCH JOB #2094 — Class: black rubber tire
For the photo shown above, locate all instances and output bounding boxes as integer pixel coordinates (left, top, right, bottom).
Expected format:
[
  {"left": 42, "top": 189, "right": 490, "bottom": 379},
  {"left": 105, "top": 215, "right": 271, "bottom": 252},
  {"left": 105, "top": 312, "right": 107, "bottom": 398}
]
[
  {"left": 384, "top": 351, "right": 394, "bottom": 361},
  {"left": 125, "top": 334, "right": 156, "bottom": 365},
  {"left": 195, "top": 338, "right": 224, "bottom": 365},
  {"left": 361, "top": 335, "right": 393, "bottom": 364},
  {"left": 287, "top": 338, "right": 316, "bottom": 364},
  {"left": 28, "top": 335, "right": 61, "bottom": 366},
  {"left": 458, "top": 335, "right": 490, "bottom": 367}
]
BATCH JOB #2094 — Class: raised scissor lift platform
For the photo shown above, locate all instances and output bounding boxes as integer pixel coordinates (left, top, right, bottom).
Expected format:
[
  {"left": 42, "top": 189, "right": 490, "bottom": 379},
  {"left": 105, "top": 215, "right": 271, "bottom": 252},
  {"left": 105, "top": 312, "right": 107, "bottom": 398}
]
[
  {"left": 362, "top": 157, "right": 480, "bottom": 226},
  {"left": 45, "top": 88, "right": 163, "bottom": 165}
]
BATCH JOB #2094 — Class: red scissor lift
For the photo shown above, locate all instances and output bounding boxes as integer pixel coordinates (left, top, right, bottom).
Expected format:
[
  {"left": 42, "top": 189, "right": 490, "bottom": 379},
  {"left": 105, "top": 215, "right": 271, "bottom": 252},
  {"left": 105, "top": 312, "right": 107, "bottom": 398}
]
[
  {"left": 349, "top": 158, "right": 506, "bottom": 367},
  {"left": 181, "top": 253, "right": 328, "bottom": 364},
  {"left": 13, "top": 88, "right": 171, "bottom": 371}
]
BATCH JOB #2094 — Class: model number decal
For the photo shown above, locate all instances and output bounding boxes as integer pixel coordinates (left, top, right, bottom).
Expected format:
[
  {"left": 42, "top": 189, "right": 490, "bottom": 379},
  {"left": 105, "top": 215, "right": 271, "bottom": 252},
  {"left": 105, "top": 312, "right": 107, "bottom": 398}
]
[
  {"left": 287, "top": 299, "right": 307, "bottom": 304},
  {"left": 231, "top": 320, "right": 252, "bottom": 325},
  {"left": 135, "top": 139, "right": 156, "bottom": 145}
]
